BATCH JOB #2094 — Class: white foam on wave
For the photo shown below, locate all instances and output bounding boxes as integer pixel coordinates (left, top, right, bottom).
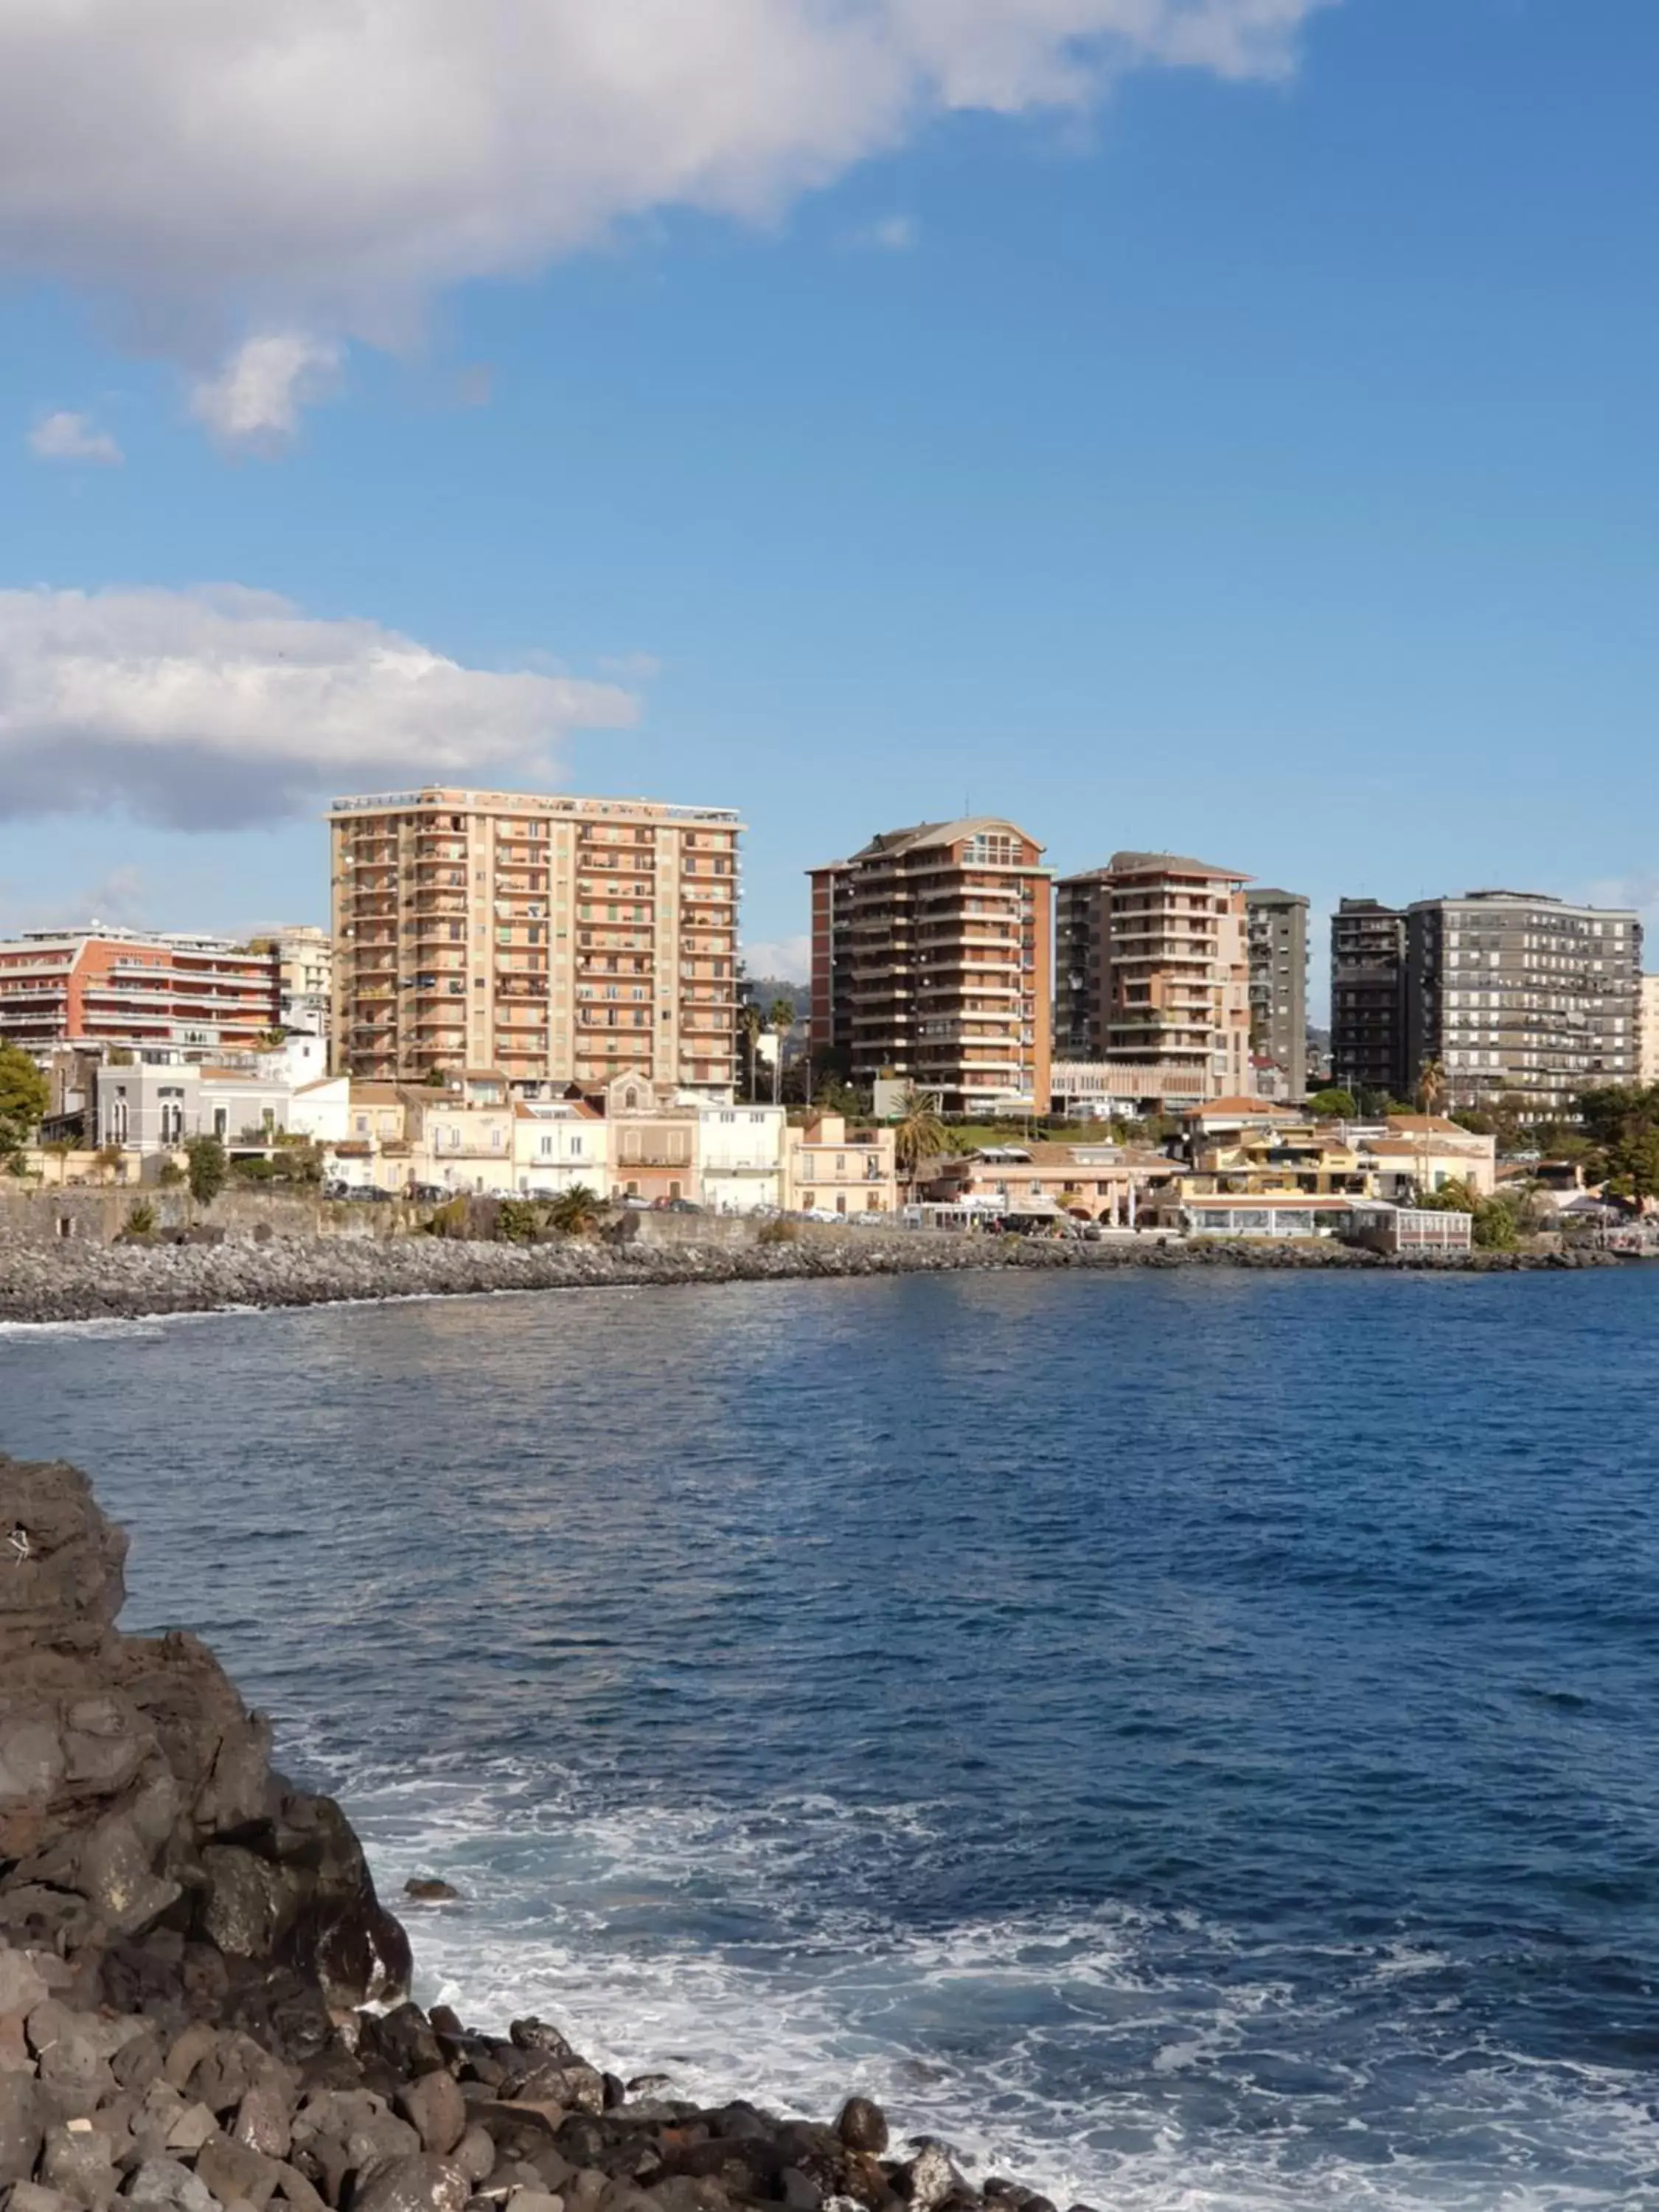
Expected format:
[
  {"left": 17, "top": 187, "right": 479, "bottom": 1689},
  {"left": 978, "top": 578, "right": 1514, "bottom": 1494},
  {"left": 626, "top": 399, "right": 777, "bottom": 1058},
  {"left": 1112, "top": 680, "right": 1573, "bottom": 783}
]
[{"left": 337, "top": 1756, "right": 1659, "bottom": 2212}]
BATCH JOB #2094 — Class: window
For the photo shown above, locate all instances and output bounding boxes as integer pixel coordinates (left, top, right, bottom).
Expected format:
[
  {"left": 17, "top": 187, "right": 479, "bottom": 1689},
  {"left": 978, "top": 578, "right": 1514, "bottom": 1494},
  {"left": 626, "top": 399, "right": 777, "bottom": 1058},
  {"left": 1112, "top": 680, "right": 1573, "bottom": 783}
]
[{"left": 212, "top": 1107, "right": 228, "bottom": 1140}]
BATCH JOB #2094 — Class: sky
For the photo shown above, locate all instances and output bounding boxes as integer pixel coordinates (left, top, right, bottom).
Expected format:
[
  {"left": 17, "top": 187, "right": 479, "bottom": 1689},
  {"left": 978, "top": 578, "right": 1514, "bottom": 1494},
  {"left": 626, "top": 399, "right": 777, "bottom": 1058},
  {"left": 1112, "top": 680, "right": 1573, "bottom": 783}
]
[{"left": 3, "top": 0, "right": 1657, "bottom": 1012}]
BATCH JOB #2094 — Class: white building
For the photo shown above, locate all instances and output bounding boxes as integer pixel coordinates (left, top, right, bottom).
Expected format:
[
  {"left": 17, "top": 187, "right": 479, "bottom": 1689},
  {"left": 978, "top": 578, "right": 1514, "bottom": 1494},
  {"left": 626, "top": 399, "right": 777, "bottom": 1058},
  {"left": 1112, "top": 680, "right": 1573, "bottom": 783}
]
[
  {"left": 513, "top": 1099, "right": 609, "bottom": 1196},
  {"left": 697, "top": 1102, "right": 786, "bottom": 1212}
]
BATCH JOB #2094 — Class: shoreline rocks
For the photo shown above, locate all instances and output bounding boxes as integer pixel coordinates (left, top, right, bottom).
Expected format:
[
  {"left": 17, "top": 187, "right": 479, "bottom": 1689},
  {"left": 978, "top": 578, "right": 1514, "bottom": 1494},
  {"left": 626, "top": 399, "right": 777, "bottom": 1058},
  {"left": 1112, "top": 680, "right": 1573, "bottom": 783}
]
[
  {"left": 0, "top": 1228, "right": 1619, "bottom": 1328},
  {"left": 0, "top": 1454, "right": 1076, "bottom": 2212}
]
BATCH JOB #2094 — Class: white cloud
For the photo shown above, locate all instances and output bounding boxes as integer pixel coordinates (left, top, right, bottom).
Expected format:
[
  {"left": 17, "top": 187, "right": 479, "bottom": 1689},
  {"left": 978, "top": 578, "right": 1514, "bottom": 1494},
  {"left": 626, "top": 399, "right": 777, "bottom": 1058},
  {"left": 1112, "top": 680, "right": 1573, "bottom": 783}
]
[
  {"left": 0, "top": 1, "right": 1337, "bottom": 436},
  {"left": 743, "top": 934, "right": 813, "bottom": 982},
  {"left": 0, "top": 585, "right": 641, "bottom": 830},
  {"left": 27, "top": 411, "right": 122, "bottom": 465},
  {"left": 189, "top": 333, "right": 342, "bottom": 451}
]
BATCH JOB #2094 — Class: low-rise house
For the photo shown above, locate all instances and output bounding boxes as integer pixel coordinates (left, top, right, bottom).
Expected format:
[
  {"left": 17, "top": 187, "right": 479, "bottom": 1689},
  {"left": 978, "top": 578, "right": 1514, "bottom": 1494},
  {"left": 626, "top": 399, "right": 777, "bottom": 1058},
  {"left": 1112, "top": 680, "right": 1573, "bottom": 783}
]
[
  {"left": 1357, "top": 1116, "right": 1498, "bottom": 1200},
  {"left": 512, "top": 1098, "right": 608, "bottom": 1197},
  {"left": 698, "top": 1101, "right": 787, "bottom": 1213},
  {"left": 1180, "top": 1096, "right": 1307, "bottom": 1147},
  {"left": 595, "top": 1071, "right": 700, "bottom": 1205},
  {"left": 919, "top": 1141, "right": 1178, "bottom": 1226},
  {"left": 785, "top": 1112, "right": 898, "bottom": 1216},
  {"left": 412, "top": 1094, "right": 517, "bottom": 1194},
  {"left": 94, "top": 1062, "right": 291, "bottom": 1158},
  {"left": 1180, "top": 1122, "right": 1370, "bottom": 1200}
]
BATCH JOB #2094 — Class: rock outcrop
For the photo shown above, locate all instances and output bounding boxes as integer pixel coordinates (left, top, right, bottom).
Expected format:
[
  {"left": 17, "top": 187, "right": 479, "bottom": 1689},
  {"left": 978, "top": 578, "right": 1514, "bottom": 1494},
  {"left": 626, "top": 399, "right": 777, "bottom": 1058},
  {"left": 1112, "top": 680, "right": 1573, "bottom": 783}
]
[{"left": 0, "top": 1453, "right": 1092, "bottom": 2212}]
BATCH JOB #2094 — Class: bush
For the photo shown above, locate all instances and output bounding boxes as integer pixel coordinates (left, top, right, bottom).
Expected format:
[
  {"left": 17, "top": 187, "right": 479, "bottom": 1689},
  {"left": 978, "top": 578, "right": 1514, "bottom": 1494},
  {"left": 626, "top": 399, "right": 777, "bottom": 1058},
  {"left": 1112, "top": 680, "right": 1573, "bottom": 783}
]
[
  {"left": 757, "top": 1215, "right": 799, "bottom": 1245},
  {"left": 124, "top": 1199, "right": 157, "bottom": 1237},
  {"left": 184, "top": 1134, "right": 228, "bottom": 1206},
  {"left": 232, "top": 1155, "right": 279, "bottom": 1182},
  {"left": 1473, "top": 1195, "right": 1521, "bottom": 1250},
  {"left": 156, "top": 1161, "right": 186, "bottom": 1188},
  {"left": 495, "top": 1197, "right": 542, "bottom": 1244},
  {"left": 424, "top": 1196, "right": 470, "bottom": 1239}
]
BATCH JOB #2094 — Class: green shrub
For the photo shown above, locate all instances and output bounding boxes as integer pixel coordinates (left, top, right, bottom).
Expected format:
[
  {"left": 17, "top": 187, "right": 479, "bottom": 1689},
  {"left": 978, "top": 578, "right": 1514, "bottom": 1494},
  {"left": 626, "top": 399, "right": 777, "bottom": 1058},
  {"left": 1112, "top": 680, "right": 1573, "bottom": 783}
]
[
  {"left": 757, "top": 1215, "right": 799, "bottom": 1245},
  {"left": 495, "top": 1197, "right": 542, "bottom": 1244},
  {"left": 184, "top": 1134, "right": 227, "bottom": 1206},
  {"left": 156, "top": 1161, "right": 186, "bottom": 1188},
  {"left": 124, "top": 1199, "right": 157, "bottom": 1237}
]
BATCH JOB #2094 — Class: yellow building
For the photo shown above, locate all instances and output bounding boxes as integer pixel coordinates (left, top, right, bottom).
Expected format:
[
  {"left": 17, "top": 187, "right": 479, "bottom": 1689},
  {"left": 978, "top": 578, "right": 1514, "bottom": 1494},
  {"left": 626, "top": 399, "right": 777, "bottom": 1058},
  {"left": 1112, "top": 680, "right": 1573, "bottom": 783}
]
[
  {"left": 784, "top": 1112, "right": 898, "bottom": 1217},
  {"left": 330, "top": 786, "right": 742, "bottom": 1096}
]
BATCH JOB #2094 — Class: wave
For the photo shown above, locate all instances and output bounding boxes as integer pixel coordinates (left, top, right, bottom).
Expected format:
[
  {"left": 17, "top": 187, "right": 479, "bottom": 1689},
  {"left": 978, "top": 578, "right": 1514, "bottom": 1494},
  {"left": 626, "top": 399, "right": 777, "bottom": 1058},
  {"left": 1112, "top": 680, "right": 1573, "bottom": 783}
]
[{"left": 333, "top": 1759, "right": 1659, "bottom": 2211}]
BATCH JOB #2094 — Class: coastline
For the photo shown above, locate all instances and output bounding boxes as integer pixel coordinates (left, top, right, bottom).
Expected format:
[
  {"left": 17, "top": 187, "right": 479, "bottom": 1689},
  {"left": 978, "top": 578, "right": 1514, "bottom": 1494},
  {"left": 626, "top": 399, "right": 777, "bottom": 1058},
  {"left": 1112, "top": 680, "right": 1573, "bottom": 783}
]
[
  {"left": 0, "top": 1450, "right": 1036, "bottom": 2212},
  {"left": 0, "top": 1223, "right": 1620, "bottom": 1326}
]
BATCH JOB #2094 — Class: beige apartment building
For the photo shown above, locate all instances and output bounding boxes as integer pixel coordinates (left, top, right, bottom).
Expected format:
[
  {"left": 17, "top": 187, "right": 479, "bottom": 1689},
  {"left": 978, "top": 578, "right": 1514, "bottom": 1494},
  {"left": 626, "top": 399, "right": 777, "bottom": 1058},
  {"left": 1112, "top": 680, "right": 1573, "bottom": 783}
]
[
  {"left": 807, "top": 816, "right": 1052, "bottom": 1114},
  {"left": 330, "top": 787, "right": 742, "bottom": 1094},
  {"left": 1056, "top": 852, "right": 1254, "bottom": 1102},
  {"left": 1641, "top": 974, "right": 1659, "bottom": 1084},
  {"left": 784, "top": 1111, "right": 899, "bottom": 1215}
]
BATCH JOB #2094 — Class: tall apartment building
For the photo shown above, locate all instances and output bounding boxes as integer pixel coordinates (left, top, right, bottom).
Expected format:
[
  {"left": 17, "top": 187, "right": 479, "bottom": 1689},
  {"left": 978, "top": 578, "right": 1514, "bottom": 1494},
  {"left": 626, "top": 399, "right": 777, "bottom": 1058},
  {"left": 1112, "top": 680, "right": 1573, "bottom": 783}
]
[
  {"left": 0, "top": 928, "right": 279, "bottom": 1061},
  {"left": 807, "top": 817, "right": 1051, "bottom": 1115},
  {"left": 330, "top": 787, "right": 742, "bottom": 1094},
  {"left": 1055, "top": 852, "right": 1253, "bottom": 1099},
  {"left": 1641, "top": 974, "right": 1659, "bottom": 1085},
  {"left": 1330, "top": 898, "right": 1409, "bottom": 1100},
  {"left": 1245, "top": 888, "right": 1309, "bottom": 1101},
  {"left": 1405, "top": 891, "right": 1641, "bottom": 1116}
]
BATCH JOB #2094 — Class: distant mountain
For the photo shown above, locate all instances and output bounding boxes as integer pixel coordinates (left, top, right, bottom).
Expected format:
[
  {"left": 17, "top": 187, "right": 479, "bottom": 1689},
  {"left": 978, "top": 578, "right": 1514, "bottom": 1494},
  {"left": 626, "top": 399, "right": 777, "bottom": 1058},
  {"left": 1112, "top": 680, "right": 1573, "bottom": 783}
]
[{"left": 742, "top": 975, "right": 810, "bottom": 1019}]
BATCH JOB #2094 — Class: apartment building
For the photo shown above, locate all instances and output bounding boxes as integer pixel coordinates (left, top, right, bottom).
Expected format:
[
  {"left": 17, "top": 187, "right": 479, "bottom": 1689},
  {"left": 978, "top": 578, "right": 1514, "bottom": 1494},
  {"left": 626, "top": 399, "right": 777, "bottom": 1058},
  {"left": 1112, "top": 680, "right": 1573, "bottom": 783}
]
[
  {"left": 330, "top": 787, "right": 742, "bottom": 1096},
  {"left": 1405, "top": 891, "right": 1641, "bottom": 1116},
  {"left": 806, "top": 818, "right": 1052, "bottom": 1115},
  {"left": 1330, "top": 899, "right": 1409, "bottom": 1100},
  {"left": 1055, "top": 853, "right": 1253, "bottom": 1100},
  {"left": 1245, "top": 888, "right": 1309, "bottom": 1101},
  {"left": 698, "top": 1101, "right": 787, "bottom": 1213},
  {"left": 1641, "top": 974, "right": 1659, "bottom": 1084},
  {"left": 0, "top": 928, "right": 279, "bottom": 1061}
]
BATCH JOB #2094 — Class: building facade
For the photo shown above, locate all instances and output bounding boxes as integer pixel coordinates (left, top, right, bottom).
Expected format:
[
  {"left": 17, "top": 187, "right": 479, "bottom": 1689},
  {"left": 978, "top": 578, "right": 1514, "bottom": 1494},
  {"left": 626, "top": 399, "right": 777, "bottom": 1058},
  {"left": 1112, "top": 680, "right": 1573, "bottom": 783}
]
[
  {"left": 1330, "top": 899, "right": 1409, "bottom": 1102},
  {"left": 1245, "top": 888, "right": 1308, "bottom": 1101},
  {"left": 697, "top": 1102, "right": 787, "bottom": 1213},
  {"left": 806, "top": 818, "right": 1052, "bottom": 1115},
  {"left": 1405, "top": 891, "right": 1641, "bottom": 1116},
  {"left": 783, "top": 1112, "right": 898, "bottom": 1215},
  {"left": 1056, "top": 853, "right": 1253, "bottom": 1101},
  {"left": 330, "top": 787, "right": 742, "bottom": 1096},
  {"left": 0, "top": 929, "right": 279, "bottom": 1062},
  {"left": 1641, "top": 974, "right": 1659, "bottom": 1085}
]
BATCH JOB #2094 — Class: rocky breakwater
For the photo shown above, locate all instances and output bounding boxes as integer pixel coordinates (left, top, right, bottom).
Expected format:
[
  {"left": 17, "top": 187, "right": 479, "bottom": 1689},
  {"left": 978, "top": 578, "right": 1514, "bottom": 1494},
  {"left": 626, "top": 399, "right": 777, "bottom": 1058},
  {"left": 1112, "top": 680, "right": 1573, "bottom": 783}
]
[
  {"left": 0, "top": 1223, "right": 1618, "bottom": 1326},
  {"left": 0, "top": 1453, "right": 1082, "bottom": 2212}
]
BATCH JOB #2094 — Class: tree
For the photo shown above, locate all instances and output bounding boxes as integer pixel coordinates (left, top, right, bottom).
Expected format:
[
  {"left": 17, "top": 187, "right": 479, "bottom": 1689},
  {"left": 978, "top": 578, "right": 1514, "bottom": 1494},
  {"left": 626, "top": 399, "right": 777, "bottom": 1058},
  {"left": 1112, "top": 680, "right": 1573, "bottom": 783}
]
[
  {"left": 1413, "top": 1176, "right": 1479, "bottom": 1214},
  {"left": 740, "top": 1004, "right": 765, "bottom": 1102},
  {"left": 184, "top": 1134, "right": 228, "bottom": 1207},
  {"left": 768, "top": 997, "right": 796, "bottom": 1106},
  {"left": 891, "top": 1084, "right": 947, "bottom": 1201},
  {"left": 1416, "top": 1059, "right": 1448, "bottom": 1115},
  {"left": 1308, "top": 1088, "right": 1357, "bottom": 1119},
  {"left": 547, "top": 1183, "right": 604, "bottom": 1236},
  {"left": 0, "top": 1041, "right": 49, "bottom": 1164},
  {"left": 94, "top": 1144, "right": 125, "bottom": 1185}
]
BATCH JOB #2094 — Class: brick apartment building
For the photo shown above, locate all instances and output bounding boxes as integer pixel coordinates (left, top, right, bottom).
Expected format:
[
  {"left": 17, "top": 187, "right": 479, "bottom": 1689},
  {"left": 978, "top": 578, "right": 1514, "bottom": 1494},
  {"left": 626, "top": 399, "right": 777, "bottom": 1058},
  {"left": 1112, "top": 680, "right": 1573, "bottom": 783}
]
[
  {"left": 330, "top": 787, "right": 742, "bottom": 1094},
  {"left": 1055, "top": 852, "right": 1254, "bottom": 1102},
  {"left": 0, "top": 928, "right": 279, "bottom": 1061}
]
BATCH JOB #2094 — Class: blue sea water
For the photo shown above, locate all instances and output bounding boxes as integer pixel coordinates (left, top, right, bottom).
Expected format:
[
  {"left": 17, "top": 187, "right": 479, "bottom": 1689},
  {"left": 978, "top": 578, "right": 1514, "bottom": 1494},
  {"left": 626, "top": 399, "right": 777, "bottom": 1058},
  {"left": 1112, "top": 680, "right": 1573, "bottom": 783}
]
[{"left": 4, "top": 1269, "right": 1659, "bottom": 2208}]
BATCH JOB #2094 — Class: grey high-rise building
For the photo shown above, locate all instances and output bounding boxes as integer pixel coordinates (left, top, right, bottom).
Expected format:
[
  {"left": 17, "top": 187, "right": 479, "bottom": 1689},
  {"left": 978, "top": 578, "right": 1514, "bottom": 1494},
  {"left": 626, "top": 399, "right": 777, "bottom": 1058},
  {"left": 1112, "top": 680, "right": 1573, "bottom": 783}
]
[
  {"left": 1245, "top": 888, "right": 1308, "bottom": 1100},
  {"left": 1405, "top": 891, "right": 1641, "bottom": 1116},
  {"left": 1331, "top": 899, "right": 1409, "bottom": 1101}
]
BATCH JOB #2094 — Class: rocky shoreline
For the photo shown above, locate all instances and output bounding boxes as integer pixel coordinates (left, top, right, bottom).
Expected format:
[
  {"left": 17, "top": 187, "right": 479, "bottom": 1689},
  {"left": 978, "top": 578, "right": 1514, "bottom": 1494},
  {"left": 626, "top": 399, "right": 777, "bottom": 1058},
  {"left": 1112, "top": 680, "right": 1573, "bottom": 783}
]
[
  {"left": 0, "top": 1228, "right": 1618, "bottom": 1327},
  {"left": 1, "top": 1450, "right": 1050, "bottom": 2212}
]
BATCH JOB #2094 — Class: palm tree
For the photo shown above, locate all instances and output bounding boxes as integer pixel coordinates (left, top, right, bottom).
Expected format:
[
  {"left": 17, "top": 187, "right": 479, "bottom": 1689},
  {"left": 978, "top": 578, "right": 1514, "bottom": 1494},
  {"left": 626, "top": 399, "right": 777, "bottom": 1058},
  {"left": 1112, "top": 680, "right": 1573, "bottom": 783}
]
[
  {"left": 891, "top": 1083, "right": 947, "bottom": 1203},
  {"left": 547, "top": 1182, "right": 604, "bottom": 1237},
  {"left": 740, "top": 1004, "right": 765, "bottom": 1102},
  {"left": 768, "top": 996, "right": 796, "bottom": 1105},
  {"left": 1416, "top": 1059, "right": 1448, "bottom": 1116}
]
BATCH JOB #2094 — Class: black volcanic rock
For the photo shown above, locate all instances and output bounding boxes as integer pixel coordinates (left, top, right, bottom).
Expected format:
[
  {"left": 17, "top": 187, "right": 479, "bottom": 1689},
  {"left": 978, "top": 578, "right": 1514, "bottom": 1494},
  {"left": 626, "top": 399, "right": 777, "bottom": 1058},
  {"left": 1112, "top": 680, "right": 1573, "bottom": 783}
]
[{"left": 0, "top": 1450, "right": 1062, "bottom": 2212}]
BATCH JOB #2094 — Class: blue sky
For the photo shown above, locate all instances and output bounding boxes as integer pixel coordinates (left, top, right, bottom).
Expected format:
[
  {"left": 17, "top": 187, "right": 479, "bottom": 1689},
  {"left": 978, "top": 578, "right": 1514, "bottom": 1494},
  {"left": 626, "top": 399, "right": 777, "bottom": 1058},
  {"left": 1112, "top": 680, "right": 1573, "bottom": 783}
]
[{"left": 3, "top": 0, "right": 1656, "bottom": 1009}]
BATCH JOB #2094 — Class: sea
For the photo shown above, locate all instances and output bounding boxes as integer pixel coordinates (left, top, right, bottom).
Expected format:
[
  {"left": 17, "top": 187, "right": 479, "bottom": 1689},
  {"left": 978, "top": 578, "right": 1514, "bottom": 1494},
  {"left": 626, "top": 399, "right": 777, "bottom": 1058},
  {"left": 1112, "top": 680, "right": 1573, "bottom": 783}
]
[{"left": 3, "top": 1267, "right": 1659, "bottom": 2211}]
